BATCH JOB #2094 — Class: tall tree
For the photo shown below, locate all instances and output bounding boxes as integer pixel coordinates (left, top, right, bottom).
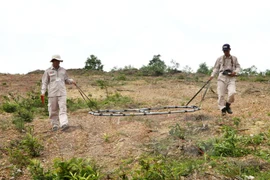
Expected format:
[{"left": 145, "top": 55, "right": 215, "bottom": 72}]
[
  {"left": 197, "top": 62, "right": 210, "bottom": 75},
  {"left": 84, "top": 55, "right": 104, "bottom": 71}
]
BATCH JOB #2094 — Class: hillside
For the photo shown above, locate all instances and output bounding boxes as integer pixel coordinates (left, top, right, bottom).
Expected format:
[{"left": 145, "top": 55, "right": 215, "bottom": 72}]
[{"left": 0, "top": 70, "right": 270, "bottom": 179}]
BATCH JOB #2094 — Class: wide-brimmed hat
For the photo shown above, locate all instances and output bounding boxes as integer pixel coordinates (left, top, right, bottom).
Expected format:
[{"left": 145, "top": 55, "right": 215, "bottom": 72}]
[{"left": 50, "top": 54, "right": 63, "bottom": 62}]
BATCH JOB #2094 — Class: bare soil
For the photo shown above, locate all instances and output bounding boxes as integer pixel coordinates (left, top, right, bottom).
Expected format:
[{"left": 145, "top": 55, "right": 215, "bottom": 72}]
[{"left": 0, "top": 71, "right": 270, "bottom": 179}]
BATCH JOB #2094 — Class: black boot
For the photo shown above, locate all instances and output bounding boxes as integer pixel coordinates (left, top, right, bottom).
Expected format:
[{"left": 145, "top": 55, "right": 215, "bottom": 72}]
[
  {"left": 221, "top": 107, "right": 227, "bottom": 116},
  {"left": 226, "top": 102, "right": 233, "bottom": 114}
]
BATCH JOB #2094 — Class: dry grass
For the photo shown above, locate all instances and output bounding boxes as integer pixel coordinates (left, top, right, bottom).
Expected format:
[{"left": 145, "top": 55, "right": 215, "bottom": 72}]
[{"left": 0, "top": 71, "right": 270, "bottom": 179}]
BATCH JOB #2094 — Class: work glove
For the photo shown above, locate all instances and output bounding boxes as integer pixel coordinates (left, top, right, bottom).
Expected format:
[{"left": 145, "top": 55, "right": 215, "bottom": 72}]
[{"left": 41, "top": 94, "right": 45, "bottom": 105}]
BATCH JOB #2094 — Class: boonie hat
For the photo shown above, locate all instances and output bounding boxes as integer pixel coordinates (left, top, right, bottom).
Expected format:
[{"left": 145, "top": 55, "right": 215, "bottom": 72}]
[
  {"left": 50, "top": 54, "right": 63, "bottom": 62},
  {"left": 222, "top": 44, "right": 231, "bottom": 51}
]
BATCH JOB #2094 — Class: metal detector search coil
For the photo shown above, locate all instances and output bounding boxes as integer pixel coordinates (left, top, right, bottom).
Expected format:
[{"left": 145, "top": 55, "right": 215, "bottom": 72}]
[{"left": 89, "top": 105, "right": 200, "bottom": 116}]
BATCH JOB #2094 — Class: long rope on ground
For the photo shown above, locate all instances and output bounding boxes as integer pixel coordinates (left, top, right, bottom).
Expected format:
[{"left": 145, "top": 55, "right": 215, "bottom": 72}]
[{"left": 75, "top": 80, "right": 210, "bottom": 116}]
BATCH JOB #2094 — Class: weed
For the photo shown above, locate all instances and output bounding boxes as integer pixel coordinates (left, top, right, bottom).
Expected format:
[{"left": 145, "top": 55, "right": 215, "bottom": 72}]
[
  {"left": 255, "top": 150, "right": 270, "bottom": 162},
  {"left": 50, "top": 158, "right": 101, "bottom": 179},
  {"left": 0, "top": 117, "right": 12, "bottom": 131},
  {"left": 243, "top": 133, "right": 265, "bottom": 150},
  {"left": 103, "top": 133, "right": 110, "bottom": 142},
  {"left": 199, "top": 126, "right": 250, "bottom": 157},
  {"left": 115, "top": 74, "right": 127, "bottom": 81},
  {"left": 12, "top": 116, "right": 25, "bottom": 132},
  {"left": 28, "top": 159, "right": 52, "bottom": 180},
  {"left": 232, "top": 117, "right": 241, "bottom": 127},
  {"left": 96, "top": 79, "right": 110, "bottom": 97},
  {"left": 118, "top": 155, "right": 203, "bottom": 179},
  {"left": 169, "top": 123, "right": 185, "bottom": 139},
  {"left": 7, "top": 148, "right": 30, "bottom": 168},
  {"left": 101, "top": 92, "right": 134, "bottom": 109},
  {"left": 67, "top": 98, "right": 88, "bottom": 112},
  {"left": 216, "top": 159, "right": 270, "bottom": 179}
]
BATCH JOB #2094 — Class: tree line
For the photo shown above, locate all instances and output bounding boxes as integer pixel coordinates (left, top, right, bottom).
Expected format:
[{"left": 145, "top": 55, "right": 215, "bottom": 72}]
[{"left": 84, "top": 54, "right": 270, "bottom": 76}]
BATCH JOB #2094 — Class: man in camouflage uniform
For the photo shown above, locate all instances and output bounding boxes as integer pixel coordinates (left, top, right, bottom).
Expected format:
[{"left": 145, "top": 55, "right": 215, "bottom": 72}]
[
  {"left": 41, "top": 55, "right": 75, "bottom": 131},
  {"left": 209, "top": 44, "right": 241, "bottom": 115}
]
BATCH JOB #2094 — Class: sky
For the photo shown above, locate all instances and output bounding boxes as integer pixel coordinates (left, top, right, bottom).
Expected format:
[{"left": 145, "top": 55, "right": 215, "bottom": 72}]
[{"left": 1, "top": 0, "right": 270, "bottom": 74}]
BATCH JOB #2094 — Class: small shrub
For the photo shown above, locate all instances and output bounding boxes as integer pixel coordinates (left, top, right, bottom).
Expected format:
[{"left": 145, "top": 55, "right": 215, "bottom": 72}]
[
  {"left": 0, "top": 117, "right": 12, "bottom": 131},
  {"left": 21, "top": 128, "right": 44, "bottom": 157},
  {"left": 118, "top": 155, "right": 202, "bottom": 179},
  {"left": 28, "top": 159, "right": 52, "bottom": 180},
  {"left": 169, "top": 123, "right": 185, "bottom": 139},
  {"left": 232, "top": 117, "right": 241, "bottom": 127},
  {"left": 12, "top": 116, "right": 25, "bottom": 132},
  {"left": 2, "top": 102, "right": 18, "bottom": 113},
  {"left": 67, "top": 98, "right": 88, "bottom": 112},
  {"left": 51, "top": 158, "right": 101, "bottom": 179},
  {"left": 16, "top": 108, "right": 34, "bottom": 122},
  {"left": 115, "top": 74, "right": 127, "bottom": 81},
  {"left": 199, "top": 126, "right": 250, "bottom": 157},
  {"left": 7, "top": 148, "right": 30, "bottom": 168}
]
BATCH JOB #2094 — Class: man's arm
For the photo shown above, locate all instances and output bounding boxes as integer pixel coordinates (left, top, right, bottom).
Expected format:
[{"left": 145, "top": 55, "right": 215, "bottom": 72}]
[
  {"left": 41, "top": 71, "right": 49, "bottom": 95},
  {"left": 64, "top": 71, "right": 76, "bottom": 85},
  {"left": 209, "top": 58, "right": 221, "bottom": 80}
]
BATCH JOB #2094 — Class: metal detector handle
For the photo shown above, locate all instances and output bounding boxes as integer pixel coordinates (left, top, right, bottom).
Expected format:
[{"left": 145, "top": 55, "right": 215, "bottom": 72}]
[{"left": 185, "top": 79, "right": 212, "bottom": 106}]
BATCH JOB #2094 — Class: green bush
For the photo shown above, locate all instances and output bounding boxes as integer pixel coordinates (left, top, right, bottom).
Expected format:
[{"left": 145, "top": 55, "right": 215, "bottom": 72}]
[
  {"left": 15, "top": 108, "right": 34, "bottom": 122},
  {"left": 29, "top": 158, "right": 101, "bottom": 180},
  {"left": 2, "top": 102, "right": 18, "bottom": 113},
  {"left": 115, "top": 74, "right": 127, "bottom": 81},
  {"left": 118, "top": 155, "right": 202, "bottom": 179},
  {"left": 199, "top": 126, "right": 250, "bottom": 157},
  {"left": 12, "top": 108, "right": 34, "bottom": 131},
  {"left": 21, "top": 128, "right": 44, "bottom": 157}
]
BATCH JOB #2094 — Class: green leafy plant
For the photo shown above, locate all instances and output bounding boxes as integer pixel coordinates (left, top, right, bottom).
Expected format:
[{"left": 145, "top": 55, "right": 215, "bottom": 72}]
[
  {"left": 21, "top": 128, "right": 44, "bottom": 157},
  {"left": 101, "top": 92, "right": 134, "bottom": 109},
  {"left": 29, "top": 158, "right": 101, "bottom": 180},
  {"left": 199, "top": 126, "right": 250, "bottom": 157},
  {"left": 28, "top": 159, "right": 52, "bottom": 180},
  {"left": 1, "top": 102, "right": 18, "bottom": 113},
  {"left": 96, "top": 79, "right": 110, "bottom": 97},
  {"left": 117, "top": 155, "right": 202, "bottom": 179}
]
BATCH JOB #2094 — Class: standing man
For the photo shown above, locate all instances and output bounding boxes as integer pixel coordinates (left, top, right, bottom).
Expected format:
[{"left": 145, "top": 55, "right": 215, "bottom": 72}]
[
  {"left": 209, "top": 44, "right": 241, "bottom": 116},
  {"left": 41, "top": 55, "right": 75, "bottom": 131}
]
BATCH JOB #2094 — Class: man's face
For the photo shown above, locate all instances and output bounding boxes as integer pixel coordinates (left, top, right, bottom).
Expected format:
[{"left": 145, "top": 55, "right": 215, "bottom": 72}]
[
  {"left": 52, "top": 60, "right": 60, "bottom": 68},
  {"left": 223, "top": 50, "right": 230, "bottom": 56}
]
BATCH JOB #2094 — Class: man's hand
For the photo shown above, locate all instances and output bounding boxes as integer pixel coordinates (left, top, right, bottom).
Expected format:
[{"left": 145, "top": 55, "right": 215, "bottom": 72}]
[
  {"left": 209, "top": 76, "right": 214, "bottom": 81},
  {"left": 40, "top": 94, "right": 45, "bottom": 105}
]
